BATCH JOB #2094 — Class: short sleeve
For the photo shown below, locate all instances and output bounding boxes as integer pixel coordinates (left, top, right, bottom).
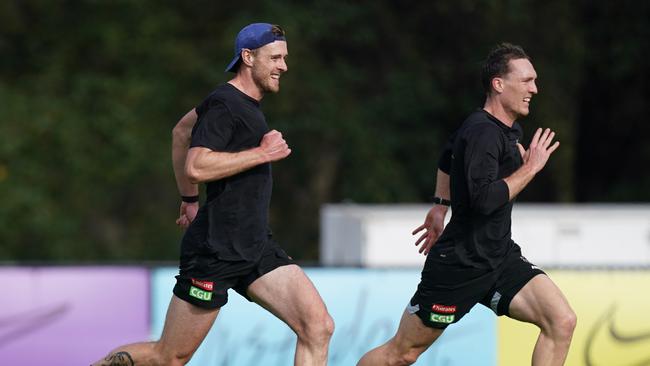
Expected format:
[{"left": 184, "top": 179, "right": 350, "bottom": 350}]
[
  {"left": 438, "top": 130, "right": 458, "bottom": 174},
  {"left": 190, "top": 103, "right": 234, "bottom": 151}
]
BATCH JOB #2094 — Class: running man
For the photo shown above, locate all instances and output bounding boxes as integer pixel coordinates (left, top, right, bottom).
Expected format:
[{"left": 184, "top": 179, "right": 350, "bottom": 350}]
[
  {"left": 93, "top": 23, "right": 334, "bottom": 366},
  {"left": 357, "top": 43, "right": 576, "bottom": 366}
]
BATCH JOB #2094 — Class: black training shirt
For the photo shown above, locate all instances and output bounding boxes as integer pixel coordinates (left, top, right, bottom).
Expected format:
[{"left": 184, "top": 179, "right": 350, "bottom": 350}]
[
  {"left": 189, "top": 83, "right": 272, "bottom": 261},
  {"left": 436, "top": 109, "right": 523, "bottom": 269}
]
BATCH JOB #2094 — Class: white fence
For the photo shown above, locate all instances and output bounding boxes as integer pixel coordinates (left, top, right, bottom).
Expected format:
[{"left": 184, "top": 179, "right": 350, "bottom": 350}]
[{"left": 320, "top": 204, "right": 650, "bottom": 267}]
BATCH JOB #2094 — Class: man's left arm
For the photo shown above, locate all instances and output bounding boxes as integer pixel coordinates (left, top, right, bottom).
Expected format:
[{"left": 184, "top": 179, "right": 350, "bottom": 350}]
[
  {"left": 172, "top": 109, "right": 199, "bottom": 229},
  {"left": 465, "top": 126, "right": 511, "bottom": 215},
  {"left": 503, "top": 127, "right": 559, "bottom": 199},
  {"left": 467, "top": 127, "right": 559, "bottom": 215}
]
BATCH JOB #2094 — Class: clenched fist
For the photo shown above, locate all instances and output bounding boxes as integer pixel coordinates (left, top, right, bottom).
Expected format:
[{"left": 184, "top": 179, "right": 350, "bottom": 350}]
[{"left": 259, "top": 129, "right": 292, "bottom": 163}]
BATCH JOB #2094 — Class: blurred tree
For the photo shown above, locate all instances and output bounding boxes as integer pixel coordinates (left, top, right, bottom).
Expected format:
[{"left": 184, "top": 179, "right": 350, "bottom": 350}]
[
  {"left": 0, "top": 0, "right": 647, "bottom": 262},
  {"left": 575, "top": 0, "right": 650, "bottom": 201}
]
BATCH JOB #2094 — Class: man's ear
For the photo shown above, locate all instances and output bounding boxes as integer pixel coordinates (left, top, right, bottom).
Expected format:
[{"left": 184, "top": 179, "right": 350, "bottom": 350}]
[
  {"left": 241, "top": 49, "right": 255, "bottom": 68},
  {"left": 491, "top": 77, "right": 504, "bottom": 94}
]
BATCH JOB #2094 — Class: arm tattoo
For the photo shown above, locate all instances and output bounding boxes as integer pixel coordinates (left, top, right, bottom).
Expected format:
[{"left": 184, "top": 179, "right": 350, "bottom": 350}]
[{"left": 103, "top": 352, "right": 134, "bottom": 366}]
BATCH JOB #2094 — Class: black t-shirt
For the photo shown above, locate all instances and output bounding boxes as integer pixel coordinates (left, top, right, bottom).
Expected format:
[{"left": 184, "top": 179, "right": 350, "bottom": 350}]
[
  {"left": 189, "top": 83, "right": 272, "bottom": 261},
  {"left": 436, "top": 109, "right": 523, "bottom": 269}
]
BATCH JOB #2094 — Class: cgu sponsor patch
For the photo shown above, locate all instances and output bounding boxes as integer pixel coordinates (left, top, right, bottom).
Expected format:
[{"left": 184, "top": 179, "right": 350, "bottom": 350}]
[
  {"left": 189, "top": 286, "right": 212, "bottom": 301},
  {"left": 430, "top": 313, "right": 455, "bottom": 324},
  {"left": 191, "top": 278, "right": 214, "bottom": 291},
  {"left": 432, "top": 304, "right": 456, "bottom": 314}
]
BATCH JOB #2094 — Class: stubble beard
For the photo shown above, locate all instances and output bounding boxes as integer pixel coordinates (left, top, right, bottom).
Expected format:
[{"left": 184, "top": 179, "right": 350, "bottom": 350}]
[{"left": 252, "top": 68, "right": 280, "bottom": 94}]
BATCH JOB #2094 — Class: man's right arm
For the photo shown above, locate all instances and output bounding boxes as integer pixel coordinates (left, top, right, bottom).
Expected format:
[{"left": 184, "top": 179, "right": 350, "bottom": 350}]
[
  {"left": 413, "top": 169, "right": 451, "bottom": 255},
  {"left": 412, "top": 129, "right": 455, "bottom": 255},
  {"left": 185, "top": 130, "right": 291, "bottom": 184}
]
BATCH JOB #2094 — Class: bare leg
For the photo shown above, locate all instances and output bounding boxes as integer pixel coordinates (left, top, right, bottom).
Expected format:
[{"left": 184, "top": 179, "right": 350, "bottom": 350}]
[
  {"left": 357, "top": 310, "right": 443, "bottom": 366},
  {"left": 91, "top": 295, "right": 219, "bottom": 366},
  {"left": 509, "top": 274, "right": 577, "bottom": 366},
  {"left": 247, "top": 264, "right": 334, "bottom": 366}
]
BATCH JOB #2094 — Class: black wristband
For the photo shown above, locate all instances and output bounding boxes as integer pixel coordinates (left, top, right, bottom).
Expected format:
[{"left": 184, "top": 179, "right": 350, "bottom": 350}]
[
  {"left": 432, "top": 196, "right": 451, "bottom": 206},
  {"left": 181, "top": 195, "right": 199, "bottom": 203}
]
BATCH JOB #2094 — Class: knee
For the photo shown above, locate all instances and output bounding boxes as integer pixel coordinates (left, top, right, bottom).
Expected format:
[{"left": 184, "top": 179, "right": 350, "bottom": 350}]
[
  {"left": 297, "top": 311, "right": 335, "bottom": 345},
  {"left": 323, "top": 313, "right": 335, "bottom": 339},
  {"left": 544, "top": 307, "right": 576, "bottom": 342},
  {"left": 556, "top": 308, "right": 577, "bottom": 339},
  {"left": 396, "top": 351, "right": 420, "bottom": 366},
  {"left": 153, "top": 341, "right": 193, "bottom": 366},
  {"left": 313, "top": 312, "right": 335, "bottom": 341},
  {"left": 171, "top": 353, "right": 193, "bottom": 366},
  {"left": 387, "top": 346, "right": 423, "bottom": 366}
]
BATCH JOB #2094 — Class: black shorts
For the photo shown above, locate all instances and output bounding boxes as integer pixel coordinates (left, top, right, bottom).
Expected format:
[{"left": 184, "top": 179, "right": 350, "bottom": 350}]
[
  {"left": 173, "top": 239, "right": 294, "bottom": 309},
  {"left": 409, "top": 243, "right": 544, "bottom": 329}
]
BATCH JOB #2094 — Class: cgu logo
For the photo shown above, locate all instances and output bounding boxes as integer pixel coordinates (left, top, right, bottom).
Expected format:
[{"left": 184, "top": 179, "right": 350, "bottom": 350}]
[
  {"left": 189, "top": 286, "right": 213, "bottom": 301},
  {"left": 430, "top": 313, "right": 455, "bottom": 324}
]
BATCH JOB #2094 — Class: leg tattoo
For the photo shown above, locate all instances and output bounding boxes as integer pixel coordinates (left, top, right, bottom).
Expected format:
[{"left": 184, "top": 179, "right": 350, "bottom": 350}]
[{"left": 103, "top": 351, "right": 135, "bottom": 366}]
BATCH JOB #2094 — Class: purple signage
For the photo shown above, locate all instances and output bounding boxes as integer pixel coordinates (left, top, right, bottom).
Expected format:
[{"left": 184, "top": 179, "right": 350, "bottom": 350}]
[{"left": 0, "top": 267, "right": 149, "bottom": 365}]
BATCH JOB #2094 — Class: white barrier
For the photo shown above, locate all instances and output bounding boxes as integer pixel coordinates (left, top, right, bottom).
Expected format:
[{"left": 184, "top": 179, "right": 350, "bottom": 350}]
[{"left": 320, "top": 204, "right": 650, "bottom": 267}]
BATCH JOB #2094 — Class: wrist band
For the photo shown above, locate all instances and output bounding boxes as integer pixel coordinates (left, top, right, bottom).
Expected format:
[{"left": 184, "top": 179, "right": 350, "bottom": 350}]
[
  {"left": 181, "top": 195, "right": 199, "bottom": 203},
  {"left": 432, "top": 196, "right": 451, "bottom": 206}
]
